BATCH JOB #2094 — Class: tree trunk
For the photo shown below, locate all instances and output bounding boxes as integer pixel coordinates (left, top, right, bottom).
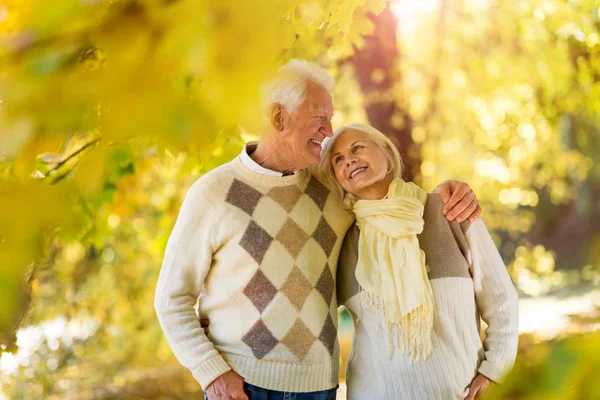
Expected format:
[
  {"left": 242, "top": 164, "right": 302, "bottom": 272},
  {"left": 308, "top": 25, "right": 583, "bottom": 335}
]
[{"left": 352, "top": 3, "right": 420, "bottom": 183}]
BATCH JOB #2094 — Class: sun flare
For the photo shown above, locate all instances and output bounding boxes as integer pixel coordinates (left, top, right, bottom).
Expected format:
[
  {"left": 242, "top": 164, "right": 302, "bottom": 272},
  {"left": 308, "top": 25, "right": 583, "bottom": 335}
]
[
  {"left": 389, "top": 0, "right": 439, "bottom": 32},
  {"left": 390, "top": 0, "right": 491, "bottom": 32}
]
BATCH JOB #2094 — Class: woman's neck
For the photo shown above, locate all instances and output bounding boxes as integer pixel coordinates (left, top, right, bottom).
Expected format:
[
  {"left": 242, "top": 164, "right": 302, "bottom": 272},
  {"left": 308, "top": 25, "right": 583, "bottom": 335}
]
[{"left": 355, "top": 175, "right": 394, "bottom": 200}]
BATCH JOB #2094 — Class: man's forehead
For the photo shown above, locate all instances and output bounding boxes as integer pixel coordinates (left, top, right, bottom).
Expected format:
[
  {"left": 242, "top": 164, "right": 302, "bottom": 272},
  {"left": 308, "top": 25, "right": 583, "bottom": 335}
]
[
  {"left": 303, "top": 82, "right": 333, "bottom": 112},
  {"left": 307, "top": 105, "right": 333, "bottom": 115}
]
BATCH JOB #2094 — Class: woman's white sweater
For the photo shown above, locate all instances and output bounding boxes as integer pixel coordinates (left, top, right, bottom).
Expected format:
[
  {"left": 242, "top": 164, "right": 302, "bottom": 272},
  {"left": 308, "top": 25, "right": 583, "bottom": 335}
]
[{"left": 336, "top": 194, "right": 519, "bottom": 400}]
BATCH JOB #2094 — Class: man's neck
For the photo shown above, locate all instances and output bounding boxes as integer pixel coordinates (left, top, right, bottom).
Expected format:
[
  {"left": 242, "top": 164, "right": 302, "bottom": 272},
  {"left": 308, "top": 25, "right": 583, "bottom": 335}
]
[{"left": 251, "top": 134, "right": 302, "bottom": 174}]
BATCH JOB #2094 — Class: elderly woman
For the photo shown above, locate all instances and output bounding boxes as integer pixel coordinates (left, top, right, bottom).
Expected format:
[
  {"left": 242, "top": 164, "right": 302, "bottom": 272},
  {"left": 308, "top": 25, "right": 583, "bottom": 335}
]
[{"left": 318, "top": 124, "right": 519, "bottom": 400}]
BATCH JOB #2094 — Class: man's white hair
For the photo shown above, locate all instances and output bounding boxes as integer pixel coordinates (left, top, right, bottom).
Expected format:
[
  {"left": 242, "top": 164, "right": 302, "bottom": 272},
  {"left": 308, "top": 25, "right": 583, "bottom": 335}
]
[{"left": 264, "top": 59, "right": 335, "bottom": 113}]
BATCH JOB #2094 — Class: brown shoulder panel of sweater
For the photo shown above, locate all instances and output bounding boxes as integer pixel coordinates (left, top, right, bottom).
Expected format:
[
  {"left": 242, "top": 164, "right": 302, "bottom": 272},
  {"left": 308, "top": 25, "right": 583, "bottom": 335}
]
[{"left": 336, "top": 193, "right": 473, "bottom": 306}]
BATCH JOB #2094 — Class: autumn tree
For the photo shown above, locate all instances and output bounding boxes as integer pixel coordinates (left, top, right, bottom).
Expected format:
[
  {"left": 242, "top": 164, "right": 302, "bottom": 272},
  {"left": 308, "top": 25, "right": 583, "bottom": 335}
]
[{"left": 1, "top": 0, "right": 599, "bottom": 398}]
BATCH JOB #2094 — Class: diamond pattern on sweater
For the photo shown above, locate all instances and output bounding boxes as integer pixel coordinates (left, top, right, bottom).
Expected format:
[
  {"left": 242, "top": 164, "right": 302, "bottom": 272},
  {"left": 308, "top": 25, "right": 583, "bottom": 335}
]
[
  {"left": 261, "top": 293, "right": 298, "bottom": 339},
  {"left": 226, "top": 179, "right": 263, "bottom": 216},
  {"left": 276, "top": 218, "right": 310, "bottom": 258},
  {"left": 252, "top": 196, "right": 290, "bottom": 238},
  {"left": 296, "top": 240, "right": 329, "bottom": 283},
  {"left": 243, "top": 270, "right": 277, "bottom": 313},
  {"left": 318, "top": 314, "right": 337, "bottom": 356},
  {"left": 314, "top": 264, "right": 334, "bottom": 306},
  {"left": 281, "top": 266, "right": 313, "bottom": 311},
  {"left": 242, "top": 319, "right": 279, "bottom": 359},
  {"left": 240, "top": 221, "right": 273, "bottom": 264},
  {"left": 267, "top": 185, "right": 303, "bottom": 212},
  {"left": 305, "top": 176, "right": 329, "bottom": 211},
  {"left": 259, "top": 242, "right": 295, "bottom": 288},
  {"left": 227, "top": 173, "right": 347, "bottom": 365},
  {"left": 290, "top": 195, "right": 322, "bottom": 234},
  {"left": 281, "top": 319, "right": 317, "bottom": 361},
  {"left": 299, "top": 289, "right": 331, "bottom": 336},
  {"left": 312, "top": 217, "right": 337, "bottom": 257}
]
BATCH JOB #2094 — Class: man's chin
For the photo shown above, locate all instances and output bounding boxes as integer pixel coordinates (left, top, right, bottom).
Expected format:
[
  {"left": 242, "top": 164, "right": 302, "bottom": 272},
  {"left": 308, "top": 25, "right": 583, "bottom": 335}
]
[
  {"left": 297, "top": 151, "right": 320, "bottom": 169},
  {"left": 309, "top": 148, "right": 322, "bottom": 162},
  {"left": 308, "top": 154, "right": 322, "bottom": 168}
]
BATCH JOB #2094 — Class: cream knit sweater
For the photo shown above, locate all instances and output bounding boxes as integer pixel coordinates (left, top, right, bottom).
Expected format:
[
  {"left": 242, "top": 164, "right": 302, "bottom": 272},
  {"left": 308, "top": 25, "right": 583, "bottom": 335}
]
[
  {"left": 154, "top": 155, "right": 354, "bottom": 392},
  {"left": 337, "top": 194, "right": 519, "bottom": 400}
]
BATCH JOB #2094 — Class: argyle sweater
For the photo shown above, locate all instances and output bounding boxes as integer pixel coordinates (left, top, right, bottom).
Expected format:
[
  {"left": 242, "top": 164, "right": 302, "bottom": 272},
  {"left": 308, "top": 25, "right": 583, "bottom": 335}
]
[{"left": 154, "top": 156, "right": 354, "bottom": 392}]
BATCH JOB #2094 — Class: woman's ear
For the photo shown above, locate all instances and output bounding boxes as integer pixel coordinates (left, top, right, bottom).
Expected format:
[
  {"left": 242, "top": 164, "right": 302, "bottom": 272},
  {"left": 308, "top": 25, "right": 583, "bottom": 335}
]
[{"left": 269, "top": 104, "right": 287, "bottom": 131}]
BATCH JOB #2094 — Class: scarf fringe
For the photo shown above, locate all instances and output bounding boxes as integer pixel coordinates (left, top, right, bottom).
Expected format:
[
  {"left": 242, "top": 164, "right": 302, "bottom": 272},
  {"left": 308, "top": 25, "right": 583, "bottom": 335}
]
[{"left": 362, "top": 289, "right": 434, "bottom": 362}]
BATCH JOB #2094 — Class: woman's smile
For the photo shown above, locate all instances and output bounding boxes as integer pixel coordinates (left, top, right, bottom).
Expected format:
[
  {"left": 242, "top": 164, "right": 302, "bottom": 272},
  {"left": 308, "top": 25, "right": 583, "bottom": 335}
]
[{"left": 349, "top": 166, "right": 368, "bottom": 179}]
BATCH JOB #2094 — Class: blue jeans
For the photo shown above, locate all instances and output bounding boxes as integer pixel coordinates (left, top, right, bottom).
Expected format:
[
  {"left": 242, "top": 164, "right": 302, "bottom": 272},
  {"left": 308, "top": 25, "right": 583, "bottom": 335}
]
[{"left": 205, "top": 382, "right": 338, "bottom": 400}]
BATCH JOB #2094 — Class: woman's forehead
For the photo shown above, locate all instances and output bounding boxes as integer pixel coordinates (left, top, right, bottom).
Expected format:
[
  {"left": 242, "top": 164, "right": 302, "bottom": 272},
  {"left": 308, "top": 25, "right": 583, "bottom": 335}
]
[{"left": 332, "top": 129, "right": 369, "bottom": 150}]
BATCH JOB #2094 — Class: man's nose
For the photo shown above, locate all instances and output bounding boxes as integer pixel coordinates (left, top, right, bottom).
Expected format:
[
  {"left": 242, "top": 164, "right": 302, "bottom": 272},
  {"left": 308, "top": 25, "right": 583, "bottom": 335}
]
[{"left": 322, "top": 121, "right": 333, "bottom": 138}]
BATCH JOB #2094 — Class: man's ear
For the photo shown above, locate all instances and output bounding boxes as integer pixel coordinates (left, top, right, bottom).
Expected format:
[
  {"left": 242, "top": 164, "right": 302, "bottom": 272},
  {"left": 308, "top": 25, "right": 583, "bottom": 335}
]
[{"left": 269, "top": 104, "right": 287, "bottom": 132}]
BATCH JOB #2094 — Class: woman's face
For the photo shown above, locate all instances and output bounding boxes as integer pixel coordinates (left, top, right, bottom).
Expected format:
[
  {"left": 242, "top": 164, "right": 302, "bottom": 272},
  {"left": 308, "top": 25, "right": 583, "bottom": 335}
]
[{"left": 330, "top": 129, "right": 392, "bottom": 200}]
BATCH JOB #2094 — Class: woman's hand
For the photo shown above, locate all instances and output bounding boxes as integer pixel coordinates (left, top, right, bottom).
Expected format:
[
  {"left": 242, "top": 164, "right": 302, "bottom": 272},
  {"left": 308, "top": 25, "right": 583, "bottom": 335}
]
[
  {"left": 437, "top": 180, "right": 482, "bottom": 223},
  {"left": 465, "top": 373, "right": 492, "bottom": 400}
]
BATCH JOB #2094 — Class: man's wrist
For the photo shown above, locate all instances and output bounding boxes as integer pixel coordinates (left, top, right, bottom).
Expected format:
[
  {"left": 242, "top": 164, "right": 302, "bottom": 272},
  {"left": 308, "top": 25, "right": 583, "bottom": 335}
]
[{"left": 192, "top": 354, "right": 232, "bottom": 390}]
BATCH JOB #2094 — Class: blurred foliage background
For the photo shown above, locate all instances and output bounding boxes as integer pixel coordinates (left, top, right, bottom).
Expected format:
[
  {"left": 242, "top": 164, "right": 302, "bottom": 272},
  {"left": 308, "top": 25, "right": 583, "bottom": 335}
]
[{"left": 0, "top": 0, "right": 599, "bottom": 399}]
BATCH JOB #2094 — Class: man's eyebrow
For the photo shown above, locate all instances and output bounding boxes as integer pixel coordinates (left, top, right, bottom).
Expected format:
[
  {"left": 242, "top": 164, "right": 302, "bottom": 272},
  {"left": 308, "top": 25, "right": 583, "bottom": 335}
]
[{"left": 314, "top": 107, "right": 332, "bottom": 116}]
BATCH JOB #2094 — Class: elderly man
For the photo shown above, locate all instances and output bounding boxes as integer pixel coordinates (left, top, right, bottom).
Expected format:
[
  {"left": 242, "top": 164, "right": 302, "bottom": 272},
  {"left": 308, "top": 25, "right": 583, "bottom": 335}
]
[{"left": 154, "top": 60, "right": 481, "bottom": 400}]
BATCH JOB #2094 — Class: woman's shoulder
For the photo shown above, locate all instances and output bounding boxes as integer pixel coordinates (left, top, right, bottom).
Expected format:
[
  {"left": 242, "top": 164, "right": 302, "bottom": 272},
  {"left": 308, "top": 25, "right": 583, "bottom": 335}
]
[
  {"left": 425, "top": 192, "right": 444, "bottom": 211},
  {"left": 424, "top": 193, "right": 471, "bottom": 234},
  {"left": 421, "top": 193, "right": 472, "bottom": 265}
]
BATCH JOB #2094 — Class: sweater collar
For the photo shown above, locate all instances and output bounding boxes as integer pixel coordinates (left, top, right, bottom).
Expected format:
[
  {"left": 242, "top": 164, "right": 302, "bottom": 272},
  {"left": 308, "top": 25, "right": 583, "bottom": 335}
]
[
  {"left": 233, "top": 143, "right": 308, "bottom": 187},
  {"left": 239, "top": 142, "right": 297, "bottom": 177}
]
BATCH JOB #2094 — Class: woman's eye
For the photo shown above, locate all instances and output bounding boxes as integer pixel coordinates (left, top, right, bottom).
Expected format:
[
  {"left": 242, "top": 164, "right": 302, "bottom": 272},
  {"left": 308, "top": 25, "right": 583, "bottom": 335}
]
[
  {"left": 352, "top": 145, "right": 363, "bottom": 152},
  {"left": 334, "top": 156, "right": 342, "bottom": 164}
]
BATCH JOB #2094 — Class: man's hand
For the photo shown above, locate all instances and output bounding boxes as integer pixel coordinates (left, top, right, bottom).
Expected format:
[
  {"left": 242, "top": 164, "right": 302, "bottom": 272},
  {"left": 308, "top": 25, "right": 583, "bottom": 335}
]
[
  {"left": 465, "top": 373, "right": 492, "bottom": 400},
  {"left": 205, "top": 371, "right": 248, "bottom": 400},
  {"left": 438, "top": 180, "right": 482, "bottom": 223}
]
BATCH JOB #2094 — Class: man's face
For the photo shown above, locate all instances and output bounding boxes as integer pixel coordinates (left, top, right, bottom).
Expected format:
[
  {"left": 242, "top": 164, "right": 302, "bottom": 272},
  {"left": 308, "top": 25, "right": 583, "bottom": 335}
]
[{"left": 285, "top": 81, "right": 334, "bottom": 169}]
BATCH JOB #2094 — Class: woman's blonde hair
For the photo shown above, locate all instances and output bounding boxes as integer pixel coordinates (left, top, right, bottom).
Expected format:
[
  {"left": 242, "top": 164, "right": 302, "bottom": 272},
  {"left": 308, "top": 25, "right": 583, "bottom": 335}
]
[{"left": 318, "top": 123, "right": 403, "bottom": 209}]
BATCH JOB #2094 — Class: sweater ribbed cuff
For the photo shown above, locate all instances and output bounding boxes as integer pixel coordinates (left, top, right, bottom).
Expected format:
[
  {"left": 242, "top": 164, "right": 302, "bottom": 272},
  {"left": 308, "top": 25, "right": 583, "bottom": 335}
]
[
  {"left": 478, "top": 360, "right": 503, "bottom": 383},
  {"left": 192, "top": 354, "right": 232, "bottom": 391}
]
